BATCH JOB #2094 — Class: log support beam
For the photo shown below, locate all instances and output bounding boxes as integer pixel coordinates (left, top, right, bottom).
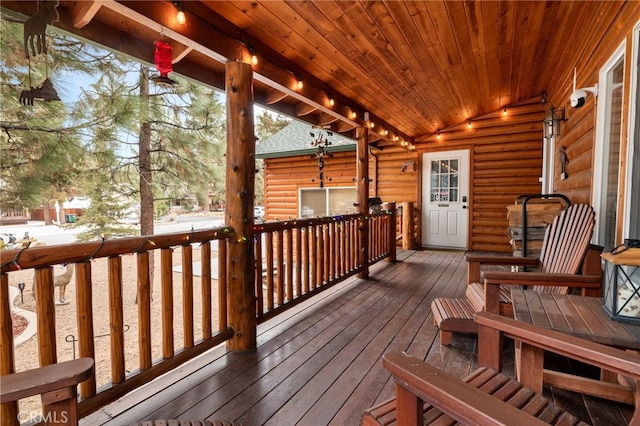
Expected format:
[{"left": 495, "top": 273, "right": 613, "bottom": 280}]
[
  {"left": 225, "top": 61, "right": 257, "bottom": 351},
  {"left": 356, "top": 127, "right": 369, "bottom": 279}
]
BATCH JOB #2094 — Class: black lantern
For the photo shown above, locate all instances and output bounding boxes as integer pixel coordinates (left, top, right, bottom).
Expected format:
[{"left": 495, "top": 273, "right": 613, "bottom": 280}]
[
  {"left": 602, "top": 248, "right": 640, "bottom": 323},
  {"left": 543, "top": 106, "right": 565, "bottom": 139}
]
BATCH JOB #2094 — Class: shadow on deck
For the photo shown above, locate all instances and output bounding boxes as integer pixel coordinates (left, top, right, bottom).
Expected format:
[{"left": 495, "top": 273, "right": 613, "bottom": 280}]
[{"left": 84, "top": 250, "right": 632, "bottom": 426}]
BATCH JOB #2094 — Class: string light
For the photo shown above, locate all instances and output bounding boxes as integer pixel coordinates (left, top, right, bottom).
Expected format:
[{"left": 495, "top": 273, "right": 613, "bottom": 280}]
[
  {"left": 295, "top": 74, "right": 303, "bottom": 90},
  {"left": 503, "top": 107, "right": 508, "bottom": 116},
  {"left": 437, "top": 130, "right": 441, "bottom": 139},
  {"left": 350, "top": 110, "right": 357, "bottom": 120},
  {"left": 328, "top": 92, "right": 335, "bottom": 107},
  {"left": 174, "top": 2, "right": 186, "bottom": 24},
  {"left": 249, "top": 45, "right": 258, "bottom": 66},
  {"left": 467, "top": 120, "right": 472, "bottom": 128}
]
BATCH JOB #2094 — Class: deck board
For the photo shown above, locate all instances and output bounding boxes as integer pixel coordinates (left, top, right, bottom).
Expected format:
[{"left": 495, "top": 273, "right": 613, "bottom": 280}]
[{"left": 83, "top": 250, "right": 632, "bottom": 426}]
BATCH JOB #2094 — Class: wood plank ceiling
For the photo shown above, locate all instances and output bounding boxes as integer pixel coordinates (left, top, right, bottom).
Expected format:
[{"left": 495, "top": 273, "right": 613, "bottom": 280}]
[{"left": 1, "top": 1, "right": 630, "bottom": 149}]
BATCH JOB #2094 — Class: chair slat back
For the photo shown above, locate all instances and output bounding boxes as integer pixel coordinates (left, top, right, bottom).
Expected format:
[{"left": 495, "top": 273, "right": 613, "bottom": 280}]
[{"left": 534, "top": 204, "right": 595, "bottom": 293}]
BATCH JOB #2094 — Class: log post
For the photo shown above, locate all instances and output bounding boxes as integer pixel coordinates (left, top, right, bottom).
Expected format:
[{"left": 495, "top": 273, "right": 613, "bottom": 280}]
[
  {"left": 402, "top": 201, "right": 416, "bottom": 250},
  {"left": 384, "top": 202, "right": 397, "bottom": 262},
  {"left": 225, "top": 61, "right": 257, "bottom": 351},
  {"left": 356, "top": 127, "right": 369, "bottom": 278}
]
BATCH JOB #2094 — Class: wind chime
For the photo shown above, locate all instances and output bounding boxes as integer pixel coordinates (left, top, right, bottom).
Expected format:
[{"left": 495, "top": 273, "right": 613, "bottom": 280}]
[
  {"left": 310, "top": 129, "right": 333, "bottom": 188},
  {"left": 20, "top": 0, "right": 61, "bottom": 106},
  {"left": 151, "top": 39, "right": 177, "bottom": 87}
]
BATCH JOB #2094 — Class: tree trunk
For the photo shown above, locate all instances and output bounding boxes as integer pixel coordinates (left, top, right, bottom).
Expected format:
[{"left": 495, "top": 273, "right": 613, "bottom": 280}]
[
  {"left": 42, "top": 201, "right": 54, "bottom": 225},
  {"left": 137, "top": 65, "right": 154, "bottom": 302}
]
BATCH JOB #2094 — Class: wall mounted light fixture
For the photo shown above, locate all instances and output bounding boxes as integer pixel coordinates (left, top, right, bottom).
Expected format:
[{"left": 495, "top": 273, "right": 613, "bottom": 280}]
[{"left": 543, "top": 106, "right": 565, "bottom": 139}]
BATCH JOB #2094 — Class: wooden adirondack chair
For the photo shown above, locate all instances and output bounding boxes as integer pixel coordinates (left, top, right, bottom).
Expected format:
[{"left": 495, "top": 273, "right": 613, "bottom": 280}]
[
  {"left": 363, "top": 312, "right": 640, "bottom": 425},
  {"left": 431, "top": 204, "right": 602, "bottom": 345}
]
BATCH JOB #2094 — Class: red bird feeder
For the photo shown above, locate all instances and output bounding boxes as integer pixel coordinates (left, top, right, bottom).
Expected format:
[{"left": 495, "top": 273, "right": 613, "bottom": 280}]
[{"left": 152, "top": 40, "right": 177, "bottom": 87}]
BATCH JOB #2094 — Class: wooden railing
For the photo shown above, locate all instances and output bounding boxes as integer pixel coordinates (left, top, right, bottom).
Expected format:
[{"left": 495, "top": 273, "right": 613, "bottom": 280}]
[
  {"left": 0, "top": 210, "right": 395, "bottom": 423},
  {"left": 0, "top": 228, "right": 235, "bottom": 423},
  {"left": 253, "top": 210, "right": 394, "bottom": 322}
]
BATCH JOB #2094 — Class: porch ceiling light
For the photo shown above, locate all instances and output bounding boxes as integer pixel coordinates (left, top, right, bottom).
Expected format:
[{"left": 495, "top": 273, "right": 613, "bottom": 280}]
[
  {"left": 543, "top": 106, "right": 565, "bottom": 139},
  {"left": 174, "top": 2, "right": 186, "bottom": 25}
]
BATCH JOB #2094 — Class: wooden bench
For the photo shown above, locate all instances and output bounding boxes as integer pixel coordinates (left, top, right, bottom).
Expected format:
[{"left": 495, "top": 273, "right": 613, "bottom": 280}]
[
  {"left": 0, "top": 358, "right": 94, "bottom": 426},
  {"left": 362, "top": 312, "right": 640, "bottom": 425}
]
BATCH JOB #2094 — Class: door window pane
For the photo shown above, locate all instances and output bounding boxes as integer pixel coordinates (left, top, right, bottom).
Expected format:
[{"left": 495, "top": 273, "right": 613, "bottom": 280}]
[{"left": 430, "top": 158, "right": 460, "bottom": 203}]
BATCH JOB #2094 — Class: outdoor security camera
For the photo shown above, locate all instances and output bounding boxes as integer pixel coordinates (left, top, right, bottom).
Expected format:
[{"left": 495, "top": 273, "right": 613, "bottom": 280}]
[
  {"left": 569, "top": 68, "right": 598, "bottom": 108},
  {"left": 570, "top": 86, "right": 598, "bottom": 108}
]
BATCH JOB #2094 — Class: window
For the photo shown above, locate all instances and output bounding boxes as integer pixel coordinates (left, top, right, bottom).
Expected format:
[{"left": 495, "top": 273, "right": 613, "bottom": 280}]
[
  {"left": 429, "top": 159, "right": 459, "bottom": 203},
  {"left": 299, "top": 187, "right": 357, "bottom": 217},
  {"left": 594, "top": 44, "right": 625, "bottom": 251}
]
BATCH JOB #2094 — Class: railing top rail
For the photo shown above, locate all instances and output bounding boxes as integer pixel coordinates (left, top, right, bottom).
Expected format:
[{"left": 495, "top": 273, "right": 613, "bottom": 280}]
[
  {"left": 0, "top": 226, "right": 234, "bottom": 273},
  {"left": 254, "top": 211, "right": 392, "bottom": 233}
]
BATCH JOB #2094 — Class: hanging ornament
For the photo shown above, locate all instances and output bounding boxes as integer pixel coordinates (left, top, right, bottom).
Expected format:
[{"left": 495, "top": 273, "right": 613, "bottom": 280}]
[
  {"left": 19, "top": 78, "right": 60, "bottom": 105},
  {"left": 310, "top": 128, "right": 334, "bottom": 188},
  {"left": 152, "top": 40, "right": 177, "bottom": 87},
  {"left": 19, "top": 0, "right": 61, "bottom": 106},
  {"left": 23, "top": 0, "right": 59, "bottom": 58}
]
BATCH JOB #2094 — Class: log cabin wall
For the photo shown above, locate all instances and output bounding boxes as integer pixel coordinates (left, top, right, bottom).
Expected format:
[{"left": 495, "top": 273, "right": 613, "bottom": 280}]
[
  {"left": 262, "top": 145, "right": 419, "bottom": 221},
  {"left": 417, "top": 98, "right": 546, "bottom": 252},
  {"left": 544, "top": 3, "right": 639, "bottom": 246},
  {"left": 371, "top": 145, "right": 419, "bottom": 207},
  {"left": 263, "top": 151, "right": 357, "bottom": 220}
]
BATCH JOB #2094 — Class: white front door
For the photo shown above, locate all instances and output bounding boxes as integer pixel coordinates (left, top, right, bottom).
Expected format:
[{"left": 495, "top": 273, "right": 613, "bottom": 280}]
[{"left": 422, "top": 149, "right": 470, "bottom": 249}]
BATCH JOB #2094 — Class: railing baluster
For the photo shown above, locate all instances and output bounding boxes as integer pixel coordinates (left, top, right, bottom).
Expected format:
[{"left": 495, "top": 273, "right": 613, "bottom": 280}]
[
  {"left": 286, "top": 229, "right": 293, "bottom": 301},
  {"left": 254, "top": 234, "right": 264, "bottom": 316},
  {"left": 276, "top": 230, "right": 284, "bottom": 305},
  {"left": 266, "top": 233, "right": 274, "bottom": 309},
  {"left": 34, "top": 267, "right": 56, "bottom": 367},
  {"left": 218, "top": 239, "right": 228, "bottom": 331},
  {"left": 302, "top": 226, "right": 309, "bottom": 294},
  {"left": 182, "top": 245, "right": 194, "bottom": 348},
  {"left": 161, "top": 248, "right": 174, "bottom": 358},
  {"left": 108, "top": 256, "right": 125, "bottom": 384},
  {"left": 137, "top": 252, "right": 152, "bottom": 370},
  {"left": 0, "top": 273, "right": 17, "bottom": 424},
  {"left": 295, "top": 228, "right": 302, "bottom": 298},
  {"left": 76, "top": 262, "right": 96, "bottom": 397},
  {"left": 311, "top": 224, "right": 318, "bottom": 290},
  {"left": 201, "top": 242, "right": 212, "bottom": 339}
]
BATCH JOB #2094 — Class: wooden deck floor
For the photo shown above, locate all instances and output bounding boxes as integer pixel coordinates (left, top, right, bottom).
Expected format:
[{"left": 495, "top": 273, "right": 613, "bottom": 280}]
[{"left": 83, "top": 250, "right": 633, "bottom": 426}]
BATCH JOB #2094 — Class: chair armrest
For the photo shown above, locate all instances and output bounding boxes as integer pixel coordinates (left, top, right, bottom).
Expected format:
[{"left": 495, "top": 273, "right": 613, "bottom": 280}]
[
  {"left": 382, "top": 351, "right": 547, "bottom": 426},
  {"left": 475, "top": 312, "right": 640, "bottom": 381},
  {"left": 482, "top": 273, "right": 602, "bottom": 313},
  {"left": 482, "top": 271, "right": 602, "bottom": 287},
  {"left": 465, "top": 253, "right": 540, "bottom": 284},
  {"left": 465, "top": 253, "right": 541, "bottom": 266},
  {"left": 0, "top": 358, "right": 94, "bottom": 404}
]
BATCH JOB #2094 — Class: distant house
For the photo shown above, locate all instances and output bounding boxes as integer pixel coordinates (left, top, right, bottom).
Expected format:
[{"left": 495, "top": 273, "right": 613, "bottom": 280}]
[{"left": 256, "top": 120, "right": 359, "bottom": 220}]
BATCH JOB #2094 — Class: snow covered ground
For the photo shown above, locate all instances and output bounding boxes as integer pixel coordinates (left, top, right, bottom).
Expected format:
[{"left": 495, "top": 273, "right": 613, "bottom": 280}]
[{"left": 0, "top": 215, "right": 225, "bottom": 247}]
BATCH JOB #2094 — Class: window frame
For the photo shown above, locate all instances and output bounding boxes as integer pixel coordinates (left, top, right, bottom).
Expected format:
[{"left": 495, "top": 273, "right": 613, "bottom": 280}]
[{"left": 298, "top": 186, "right": 357, "bottom": 218}]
